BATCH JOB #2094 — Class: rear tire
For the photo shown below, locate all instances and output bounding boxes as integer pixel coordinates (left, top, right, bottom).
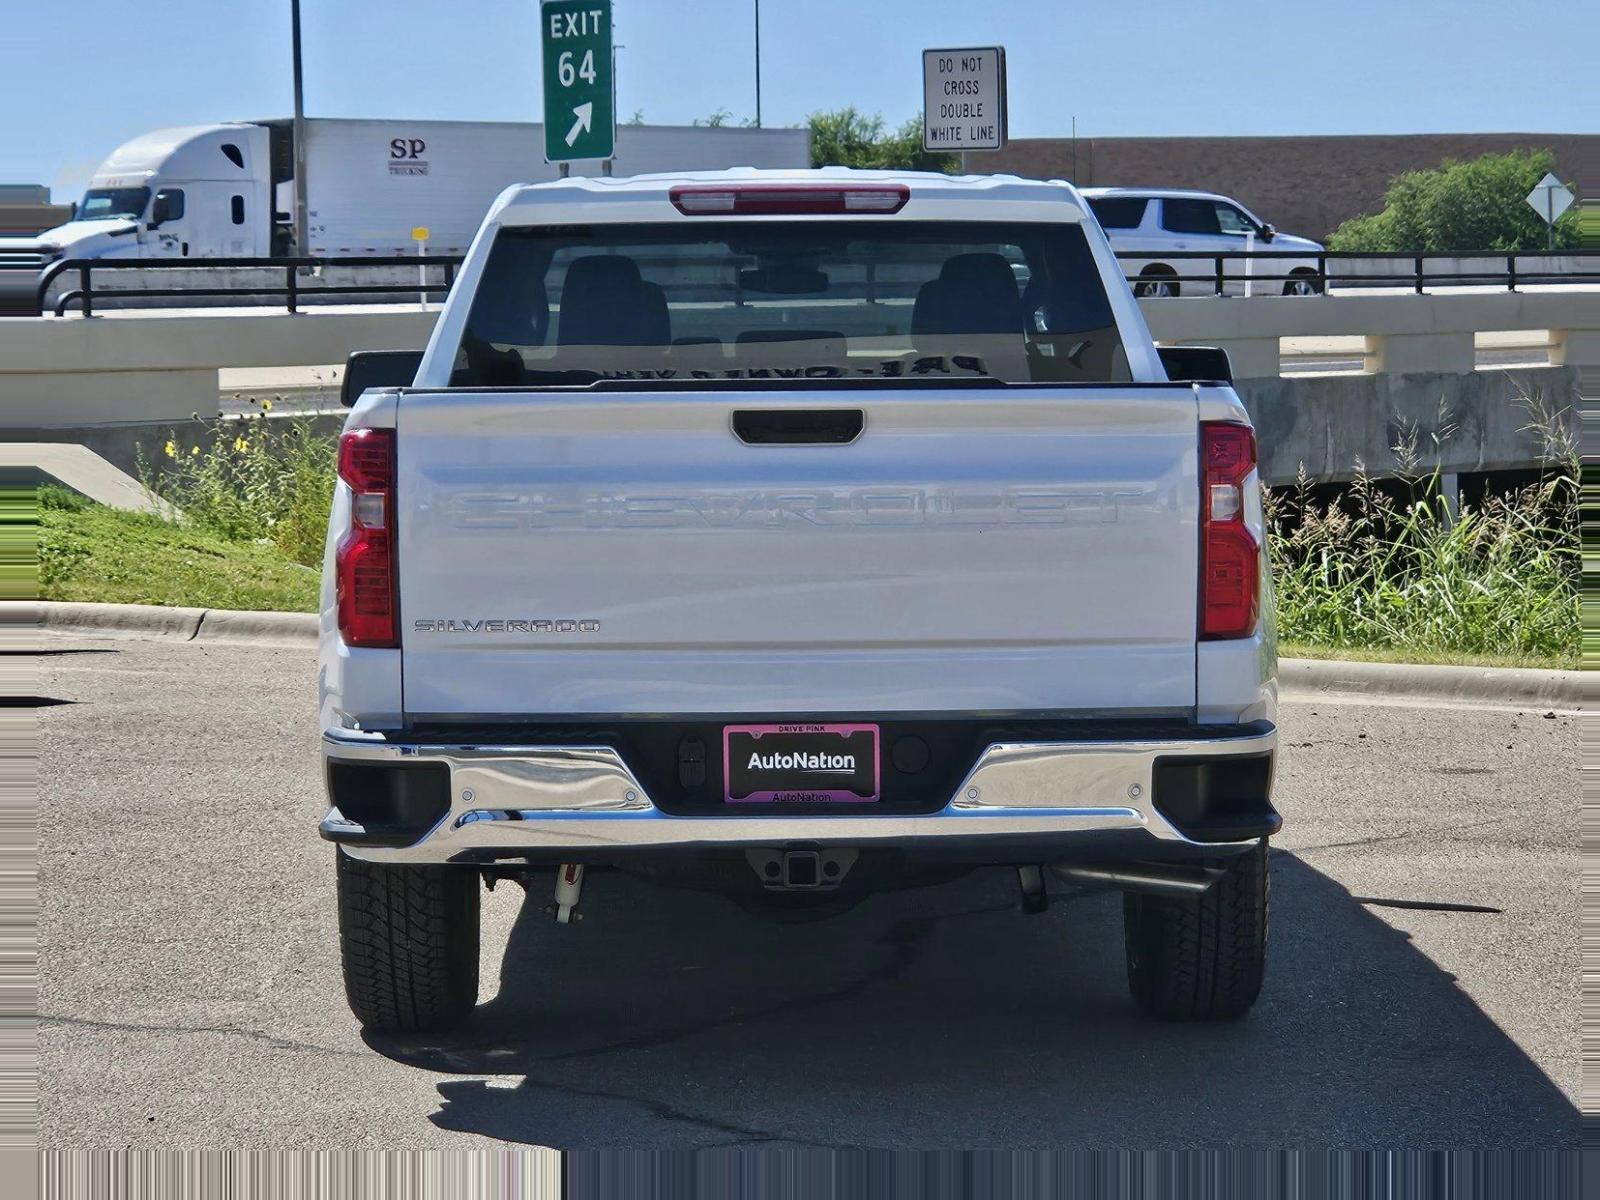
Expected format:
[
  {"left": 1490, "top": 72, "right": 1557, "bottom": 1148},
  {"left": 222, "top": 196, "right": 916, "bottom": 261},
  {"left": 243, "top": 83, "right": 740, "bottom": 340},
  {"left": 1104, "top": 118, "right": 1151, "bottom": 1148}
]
[
  {"left": 1123, "top": 840, "right": 1268, "bottom": 1020},
  {"left": 336, "top": 849, "right": 481, "bottom": 1034},
  {"left": 1284, "top": 270, "right": 1322, "bottom": 296},
  {"left": 1134, "top": 268, "right": 1179, "bottom": 298}
]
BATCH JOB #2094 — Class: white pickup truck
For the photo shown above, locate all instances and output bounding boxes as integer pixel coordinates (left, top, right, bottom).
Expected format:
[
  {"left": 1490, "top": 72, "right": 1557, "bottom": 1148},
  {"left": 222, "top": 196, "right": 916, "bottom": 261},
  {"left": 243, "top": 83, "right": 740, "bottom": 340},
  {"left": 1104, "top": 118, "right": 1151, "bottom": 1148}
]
[{"left": 319, "top": 168, "right": 1280, "bottom": 1034}]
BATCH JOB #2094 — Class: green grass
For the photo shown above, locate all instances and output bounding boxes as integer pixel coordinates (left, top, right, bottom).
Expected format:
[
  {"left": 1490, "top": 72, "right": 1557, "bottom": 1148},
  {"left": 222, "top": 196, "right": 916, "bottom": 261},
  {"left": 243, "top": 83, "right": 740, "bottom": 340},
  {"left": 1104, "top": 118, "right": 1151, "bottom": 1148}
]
[{"left": 39, "top": 487, "right": 319, "bottom": 613}]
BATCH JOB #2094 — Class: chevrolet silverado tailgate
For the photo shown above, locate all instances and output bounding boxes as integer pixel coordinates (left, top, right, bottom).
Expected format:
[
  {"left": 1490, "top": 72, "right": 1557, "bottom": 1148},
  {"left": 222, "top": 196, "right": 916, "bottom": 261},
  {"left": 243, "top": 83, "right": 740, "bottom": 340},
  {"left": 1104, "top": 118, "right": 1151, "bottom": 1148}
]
[{"left": 396, "top": 386, "right": 1198, "bottom": 716}]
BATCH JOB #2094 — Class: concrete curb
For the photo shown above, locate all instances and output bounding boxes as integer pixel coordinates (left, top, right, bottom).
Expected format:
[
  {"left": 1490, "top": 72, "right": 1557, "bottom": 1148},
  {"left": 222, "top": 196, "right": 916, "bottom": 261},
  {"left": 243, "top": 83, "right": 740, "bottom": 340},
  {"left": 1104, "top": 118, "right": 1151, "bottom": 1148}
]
[
  {"left": 195, "top": 607, "right": 319, "bottom": 644},
  {"left": 14, "top": 600, "right": 315, "bottom": 647},
  {"left": 1278, "top": 656, "right": 1583, "bottom": 709},
  {"left": 14, "top": 600, "right": 208, "bottom": 640},
  {"left": 18, "top": 601, "right": 1586, "bottom": 708}
]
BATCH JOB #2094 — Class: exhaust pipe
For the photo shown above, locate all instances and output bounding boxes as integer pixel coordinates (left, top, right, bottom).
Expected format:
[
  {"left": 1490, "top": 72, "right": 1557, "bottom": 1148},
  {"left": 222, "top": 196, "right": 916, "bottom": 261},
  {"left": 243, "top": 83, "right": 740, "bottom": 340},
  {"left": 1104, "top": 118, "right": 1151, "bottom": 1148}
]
[{"left": 1050, "top": 862, "right": 1225, "bottom": 898}]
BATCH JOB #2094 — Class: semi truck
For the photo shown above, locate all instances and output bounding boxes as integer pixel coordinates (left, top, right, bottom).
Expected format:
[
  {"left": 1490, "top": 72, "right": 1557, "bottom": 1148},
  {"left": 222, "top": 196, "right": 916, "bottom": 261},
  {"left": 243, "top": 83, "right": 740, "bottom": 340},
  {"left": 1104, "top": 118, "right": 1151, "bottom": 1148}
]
[{"left": 0, "top": 118, "right": 811, "bottom": 271}]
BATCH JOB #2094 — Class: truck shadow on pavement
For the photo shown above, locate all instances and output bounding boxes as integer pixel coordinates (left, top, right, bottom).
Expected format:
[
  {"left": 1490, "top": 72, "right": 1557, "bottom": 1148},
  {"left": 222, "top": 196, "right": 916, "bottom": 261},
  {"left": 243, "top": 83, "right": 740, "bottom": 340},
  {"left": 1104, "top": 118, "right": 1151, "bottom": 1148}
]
[{"left": 367, "top": 852, "right": 1578, "bottom": 1149}]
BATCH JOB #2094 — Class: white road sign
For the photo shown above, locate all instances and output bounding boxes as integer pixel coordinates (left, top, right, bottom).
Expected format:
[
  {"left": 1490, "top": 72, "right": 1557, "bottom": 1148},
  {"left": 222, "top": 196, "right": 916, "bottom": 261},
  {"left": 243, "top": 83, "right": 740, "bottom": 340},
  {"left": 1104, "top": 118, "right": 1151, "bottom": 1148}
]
[
  {"left": 923, "top": 47, "right": 1006, "bottom": 152},
  {"left": 1526, "top": 172, "right": 1575, "bottom": 223}
]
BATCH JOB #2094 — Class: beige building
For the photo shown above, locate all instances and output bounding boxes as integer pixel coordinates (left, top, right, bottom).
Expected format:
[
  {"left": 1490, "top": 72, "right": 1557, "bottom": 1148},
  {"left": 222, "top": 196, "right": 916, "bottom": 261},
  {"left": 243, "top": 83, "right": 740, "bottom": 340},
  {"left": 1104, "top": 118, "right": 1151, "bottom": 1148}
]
[
  {"left": 965, "top": 133, "right": 1600, "bottom": 241},
  {"left": 0, "top": 184, "right": 73, "bottom": 236}
]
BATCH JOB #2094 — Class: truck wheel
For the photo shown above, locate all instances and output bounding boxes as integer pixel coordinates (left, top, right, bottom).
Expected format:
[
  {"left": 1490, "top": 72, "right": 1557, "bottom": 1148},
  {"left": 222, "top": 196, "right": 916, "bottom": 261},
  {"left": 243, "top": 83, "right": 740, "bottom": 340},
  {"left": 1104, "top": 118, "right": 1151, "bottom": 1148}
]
[
  {"left": 1283, "top": 270, "right": 1322, "bottom": 296},
  {"left": 1122, "top": 840, "right": 1268, "bottom": 1020},
  {"left": 1134, "top": 268, "right": 1179, "bottom": 298},
  {"left": 336, "top": 849, "right": 480, "bottom": 1034}
]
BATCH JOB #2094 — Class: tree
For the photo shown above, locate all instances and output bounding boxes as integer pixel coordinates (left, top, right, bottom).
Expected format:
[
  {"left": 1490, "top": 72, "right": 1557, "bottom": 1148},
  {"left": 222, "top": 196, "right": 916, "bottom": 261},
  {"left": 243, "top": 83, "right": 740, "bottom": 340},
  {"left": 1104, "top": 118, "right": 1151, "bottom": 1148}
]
[
  {"left": 693, "top": 108, "right": 760, "bottom": 128},
  {"left": 806, "top": 107, "right": 957, "bottom": 173},
  {"left": 1328, "top": 149, "right": 1580, "bottom": 253}
]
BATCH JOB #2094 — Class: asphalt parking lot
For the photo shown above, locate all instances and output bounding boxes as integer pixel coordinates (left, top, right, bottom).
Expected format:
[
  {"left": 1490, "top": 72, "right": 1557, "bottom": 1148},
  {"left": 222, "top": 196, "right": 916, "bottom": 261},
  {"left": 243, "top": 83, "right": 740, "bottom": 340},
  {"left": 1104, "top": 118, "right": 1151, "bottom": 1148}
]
[{"left": 36, "top": 635, "right": 1578, "bottom": 1149}]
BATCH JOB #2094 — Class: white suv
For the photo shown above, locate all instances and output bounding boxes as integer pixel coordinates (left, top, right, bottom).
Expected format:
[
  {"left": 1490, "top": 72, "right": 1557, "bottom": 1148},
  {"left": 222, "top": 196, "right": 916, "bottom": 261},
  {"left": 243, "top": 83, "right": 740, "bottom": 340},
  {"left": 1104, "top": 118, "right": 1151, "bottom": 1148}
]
[{"left": 1083, "top": 188, "right": 1324, "bottom": 298}]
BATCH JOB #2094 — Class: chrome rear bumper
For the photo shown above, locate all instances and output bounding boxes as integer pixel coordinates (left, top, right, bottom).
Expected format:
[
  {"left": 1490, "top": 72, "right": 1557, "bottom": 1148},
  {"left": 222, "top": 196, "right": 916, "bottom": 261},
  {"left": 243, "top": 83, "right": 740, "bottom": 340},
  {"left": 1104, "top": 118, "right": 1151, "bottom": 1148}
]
[{"left": 321, "top": 724, "right": 1277, "bottom": 865}]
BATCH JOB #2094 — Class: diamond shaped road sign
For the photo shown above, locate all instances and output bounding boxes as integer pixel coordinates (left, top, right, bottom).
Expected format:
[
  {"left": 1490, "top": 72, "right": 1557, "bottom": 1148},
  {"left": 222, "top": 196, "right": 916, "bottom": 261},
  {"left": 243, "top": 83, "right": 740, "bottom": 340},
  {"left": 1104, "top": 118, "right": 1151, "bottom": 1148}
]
[
  {"left": 1526, "top": 171, "right": 1575, "bottom": 224},
  {"left": 542, "top": 0, "right": 614, "bottom": 163}
]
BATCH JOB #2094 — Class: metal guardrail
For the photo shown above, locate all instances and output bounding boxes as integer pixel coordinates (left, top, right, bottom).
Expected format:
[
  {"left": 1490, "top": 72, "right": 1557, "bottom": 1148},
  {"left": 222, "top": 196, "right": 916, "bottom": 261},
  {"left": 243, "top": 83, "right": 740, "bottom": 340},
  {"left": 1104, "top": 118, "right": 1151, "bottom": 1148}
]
[
  {"left": 32, "top": 256, "right": 462, "bottom": 317},
  {"left": 1112, "top": 248, "right": 1600, "bottom": 295},
  {"left": 13, "top": 248, "right": 1600, "bottom": 317}
]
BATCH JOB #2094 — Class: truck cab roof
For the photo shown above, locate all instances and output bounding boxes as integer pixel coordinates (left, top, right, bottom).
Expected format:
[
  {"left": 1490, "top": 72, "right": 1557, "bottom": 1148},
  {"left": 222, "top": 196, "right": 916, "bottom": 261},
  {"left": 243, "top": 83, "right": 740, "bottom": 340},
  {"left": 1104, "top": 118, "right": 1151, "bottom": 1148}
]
[
  {"left": 89, "top": 123, "right": 263, "bottom": 187},
  {"left": 490, "top": 167, "right": 1094, "bottom": 226}
]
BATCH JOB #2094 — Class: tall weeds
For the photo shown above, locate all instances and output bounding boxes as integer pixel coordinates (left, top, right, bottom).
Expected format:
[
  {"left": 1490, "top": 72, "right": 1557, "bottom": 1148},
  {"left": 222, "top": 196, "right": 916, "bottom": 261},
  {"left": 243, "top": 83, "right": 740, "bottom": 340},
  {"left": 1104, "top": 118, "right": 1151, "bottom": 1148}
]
[
  {"left": 1266, "top": 385, "right": 1580, "bottom": 664},
  {"left": 139, "top": 409, "right": 336, "bottom": 567}
]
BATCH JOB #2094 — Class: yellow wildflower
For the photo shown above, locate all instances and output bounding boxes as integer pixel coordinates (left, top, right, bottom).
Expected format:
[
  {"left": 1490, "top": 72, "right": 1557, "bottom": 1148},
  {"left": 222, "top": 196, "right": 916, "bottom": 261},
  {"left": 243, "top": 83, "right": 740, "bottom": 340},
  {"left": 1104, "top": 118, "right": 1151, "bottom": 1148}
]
[
  {"left": 261, "top": 398, "right": 274, "bottom": 412},
  {"left": 190, "top": 446, "right": 200, "bottom": 457},
  {"left": 164, "top": 440, "right": 177, "bottom": 459},
  {"left": 234, "top": 436, "right": 249, "bottom": 453}
]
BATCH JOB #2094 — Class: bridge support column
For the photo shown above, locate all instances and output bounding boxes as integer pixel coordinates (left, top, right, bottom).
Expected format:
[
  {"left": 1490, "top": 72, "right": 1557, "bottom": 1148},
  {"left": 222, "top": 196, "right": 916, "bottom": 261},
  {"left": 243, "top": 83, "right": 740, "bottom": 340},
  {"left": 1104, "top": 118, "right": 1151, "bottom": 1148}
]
[
  {"left": 1547, "top": 329, "right": 1600, "bottom": 368},
  {"left": 1170, "top": 337, "right": 1279, "bottom": 380},
  {"left": 1363, "top": 332, "right": 1475, "bottom": 375}
]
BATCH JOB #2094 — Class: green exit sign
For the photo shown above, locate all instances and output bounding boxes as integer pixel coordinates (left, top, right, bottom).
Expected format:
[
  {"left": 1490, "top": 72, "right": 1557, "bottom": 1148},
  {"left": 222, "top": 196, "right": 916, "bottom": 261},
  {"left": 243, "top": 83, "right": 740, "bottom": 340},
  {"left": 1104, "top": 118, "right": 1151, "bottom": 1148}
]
[{"left": 541, "top": 0, "right": 614, "bottom": 163}]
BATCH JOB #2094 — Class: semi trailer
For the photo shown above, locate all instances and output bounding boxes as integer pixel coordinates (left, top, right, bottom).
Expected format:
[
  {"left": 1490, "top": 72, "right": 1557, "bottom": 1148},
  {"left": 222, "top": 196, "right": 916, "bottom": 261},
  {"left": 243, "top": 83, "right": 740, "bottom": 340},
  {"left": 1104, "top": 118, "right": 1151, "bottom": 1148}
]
[{"left": 0, "top": 118, "right": 811, "bottom": 271}]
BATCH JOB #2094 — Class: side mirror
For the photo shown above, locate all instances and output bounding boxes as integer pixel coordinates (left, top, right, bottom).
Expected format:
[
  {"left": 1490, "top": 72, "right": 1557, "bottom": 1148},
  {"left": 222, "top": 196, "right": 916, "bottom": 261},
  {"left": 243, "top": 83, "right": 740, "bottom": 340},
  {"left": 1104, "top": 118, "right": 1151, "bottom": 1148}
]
[
  {"left": 1158, "top": 345, "right": 1233, "bottom": 384},
  {"left": 1259, "top": 223, "right": 1276, "bottom": 243},
  {"left": 149, "top": 193, "right": 175, "bottom": 229},
  {"left": 342, "top": 350, "right": 424, "bottom": 407}
]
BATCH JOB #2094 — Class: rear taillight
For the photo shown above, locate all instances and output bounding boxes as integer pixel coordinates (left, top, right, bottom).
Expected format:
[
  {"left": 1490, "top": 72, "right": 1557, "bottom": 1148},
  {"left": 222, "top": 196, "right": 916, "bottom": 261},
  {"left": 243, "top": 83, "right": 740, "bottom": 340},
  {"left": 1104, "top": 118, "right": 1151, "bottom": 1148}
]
[
  {"left": 669, "top": 184, "right": 909, "bottom": 216},
  {"left": 336, "top": 428, "right": 397, "bottom": 648},
  {"left": 1199, "top": 422, "right": 1260, "bottom": 640}
]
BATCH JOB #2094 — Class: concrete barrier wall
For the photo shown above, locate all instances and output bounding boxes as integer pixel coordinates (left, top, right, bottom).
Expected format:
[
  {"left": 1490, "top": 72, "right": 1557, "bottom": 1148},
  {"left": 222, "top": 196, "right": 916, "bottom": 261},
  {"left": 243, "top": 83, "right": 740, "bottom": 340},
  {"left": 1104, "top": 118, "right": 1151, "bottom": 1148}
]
[
  {"left": 8, "top": 369, "right": 1574, "bottom": 489},
  {"left": 1240, "top": 367, "right": 1575, "bottom": 484},
  {"left": 0, "top": 308, "right": 437, "bottom": 425},
  {"left": 0, "top": 289, "right": 1590, "bottom": 485},
  {"left": 1327, "top": 255, "right": 1587, "bottom": 286},
  {"left": 1141, "top": 290, "right": 1600, "bottom": 379}
]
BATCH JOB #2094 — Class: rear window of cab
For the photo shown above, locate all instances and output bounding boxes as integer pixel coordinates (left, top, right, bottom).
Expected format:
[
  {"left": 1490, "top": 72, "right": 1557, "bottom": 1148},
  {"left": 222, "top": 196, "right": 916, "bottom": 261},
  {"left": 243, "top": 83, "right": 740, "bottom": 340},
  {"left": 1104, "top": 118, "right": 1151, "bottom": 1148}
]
[{"left": 453, "top": 220, "right": 1131, "bottom": 387}]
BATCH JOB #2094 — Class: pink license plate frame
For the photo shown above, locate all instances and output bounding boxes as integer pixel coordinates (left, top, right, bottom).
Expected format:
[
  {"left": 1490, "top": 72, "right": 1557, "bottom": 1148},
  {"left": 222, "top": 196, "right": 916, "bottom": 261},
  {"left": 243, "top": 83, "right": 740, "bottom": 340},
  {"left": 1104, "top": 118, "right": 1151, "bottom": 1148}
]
[{"left": 722, "top": 723, "right": 881, "bottom": 804}]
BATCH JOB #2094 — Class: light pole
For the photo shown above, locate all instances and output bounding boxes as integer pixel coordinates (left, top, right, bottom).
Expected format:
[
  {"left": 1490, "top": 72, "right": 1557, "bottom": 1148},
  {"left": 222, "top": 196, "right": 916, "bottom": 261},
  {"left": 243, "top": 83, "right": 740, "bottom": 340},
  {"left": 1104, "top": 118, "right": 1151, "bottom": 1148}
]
[
  {"left": 753, "top": 0, "right": 761, "bottom": 127},
  {"left": 290, "top": 0, "right": 308, "bottom": 257}
]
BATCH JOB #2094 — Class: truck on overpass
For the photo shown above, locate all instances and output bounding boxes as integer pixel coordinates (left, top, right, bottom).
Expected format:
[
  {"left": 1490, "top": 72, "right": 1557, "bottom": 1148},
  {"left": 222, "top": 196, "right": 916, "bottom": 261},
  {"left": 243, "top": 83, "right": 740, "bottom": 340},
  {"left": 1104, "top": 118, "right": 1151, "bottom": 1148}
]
[{"left": 0, "top": 118, "right": 811, "bottom": 271}]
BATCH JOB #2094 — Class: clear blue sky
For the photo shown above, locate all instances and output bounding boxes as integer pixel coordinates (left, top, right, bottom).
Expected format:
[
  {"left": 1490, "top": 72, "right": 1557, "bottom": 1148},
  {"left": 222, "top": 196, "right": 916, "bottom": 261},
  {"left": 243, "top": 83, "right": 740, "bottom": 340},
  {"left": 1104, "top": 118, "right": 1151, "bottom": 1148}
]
[{"left": 4, "top": 0, "right": 1593, "bottom": 198}]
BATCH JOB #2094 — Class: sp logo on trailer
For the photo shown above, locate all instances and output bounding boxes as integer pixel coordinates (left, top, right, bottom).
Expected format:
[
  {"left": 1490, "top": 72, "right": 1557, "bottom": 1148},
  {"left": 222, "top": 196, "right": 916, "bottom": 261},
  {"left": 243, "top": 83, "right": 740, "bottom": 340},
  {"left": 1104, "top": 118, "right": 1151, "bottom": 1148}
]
[
  {"left": 387, "top": 137, "right": 429, "bottom": 176},
  {"left": 542, "top": 0, "right": 615, "bottom": 163},
  {"left": 922, "top": 47, "right": 1007, "bottom": 152}
]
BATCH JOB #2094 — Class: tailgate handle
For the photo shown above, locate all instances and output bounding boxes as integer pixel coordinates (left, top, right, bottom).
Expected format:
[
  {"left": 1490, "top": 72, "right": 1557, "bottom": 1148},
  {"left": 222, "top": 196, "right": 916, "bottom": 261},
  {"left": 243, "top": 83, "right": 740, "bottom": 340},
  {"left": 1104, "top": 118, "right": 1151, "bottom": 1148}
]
[{"left": 732, "top": 409, "right": 863, "bottom": 446}]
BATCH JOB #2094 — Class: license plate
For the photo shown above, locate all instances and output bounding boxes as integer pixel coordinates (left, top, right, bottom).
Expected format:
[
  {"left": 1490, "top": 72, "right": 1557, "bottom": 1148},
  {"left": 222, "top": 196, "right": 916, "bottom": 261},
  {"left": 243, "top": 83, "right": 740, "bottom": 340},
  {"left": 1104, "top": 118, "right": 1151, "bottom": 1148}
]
[{"left": 723, "top": 723, "right": 880, "bottom": 804}]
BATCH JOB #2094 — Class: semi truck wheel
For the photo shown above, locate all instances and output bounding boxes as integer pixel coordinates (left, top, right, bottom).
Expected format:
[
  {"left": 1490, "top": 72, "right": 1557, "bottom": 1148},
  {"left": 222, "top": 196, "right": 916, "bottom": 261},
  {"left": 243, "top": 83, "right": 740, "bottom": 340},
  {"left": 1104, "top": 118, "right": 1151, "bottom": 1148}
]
[
  {"left": 1122, "top": 839, "right": 1268, "bottom": 1020},
  {"left": 336, "top": 849, "right": 480, "bottom": 1034}
]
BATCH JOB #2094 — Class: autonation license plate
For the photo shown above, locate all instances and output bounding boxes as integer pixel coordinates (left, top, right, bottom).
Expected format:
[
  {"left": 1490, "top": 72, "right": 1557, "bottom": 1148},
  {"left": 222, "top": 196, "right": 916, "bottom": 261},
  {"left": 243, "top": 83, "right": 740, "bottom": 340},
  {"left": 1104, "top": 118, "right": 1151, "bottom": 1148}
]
[{"left": 723, "top": 723, "right": 880, "bottom": 804}]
